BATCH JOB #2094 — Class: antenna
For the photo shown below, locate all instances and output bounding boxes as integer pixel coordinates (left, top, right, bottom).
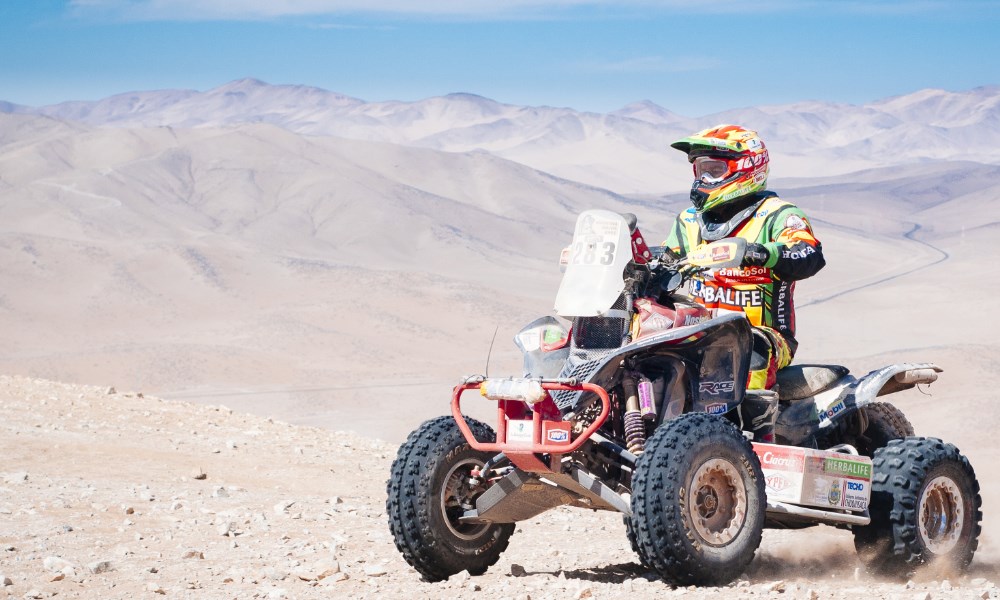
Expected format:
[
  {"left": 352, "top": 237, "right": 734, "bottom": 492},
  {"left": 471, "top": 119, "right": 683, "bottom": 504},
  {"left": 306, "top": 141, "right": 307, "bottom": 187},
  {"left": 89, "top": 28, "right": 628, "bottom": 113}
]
[{"left": 484, "top": 325, "right": 499, "bottom": 378}]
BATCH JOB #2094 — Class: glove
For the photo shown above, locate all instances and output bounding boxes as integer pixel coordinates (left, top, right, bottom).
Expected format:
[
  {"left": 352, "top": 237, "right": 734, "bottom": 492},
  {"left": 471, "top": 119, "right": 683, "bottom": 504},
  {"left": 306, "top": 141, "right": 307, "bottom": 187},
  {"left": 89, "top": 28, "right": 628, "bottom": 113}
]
[
  {"left": 676, "top": 259, "right": 707, "bottom": 278},
  {"left": 742, "top": 243, "right": 770, "bottom": 267}
]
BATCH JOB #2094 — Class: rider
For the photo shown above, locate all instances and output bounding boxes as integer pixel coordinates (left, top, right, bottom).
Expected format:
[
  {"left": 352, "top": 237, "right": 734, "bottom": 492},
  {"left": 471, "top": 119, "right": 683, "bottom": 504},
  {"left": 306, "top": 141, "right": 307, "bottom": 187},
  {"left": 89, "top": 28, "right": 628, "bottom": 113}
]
[{"left": 663, "top": 124, "right": 825, "bottom": 390}]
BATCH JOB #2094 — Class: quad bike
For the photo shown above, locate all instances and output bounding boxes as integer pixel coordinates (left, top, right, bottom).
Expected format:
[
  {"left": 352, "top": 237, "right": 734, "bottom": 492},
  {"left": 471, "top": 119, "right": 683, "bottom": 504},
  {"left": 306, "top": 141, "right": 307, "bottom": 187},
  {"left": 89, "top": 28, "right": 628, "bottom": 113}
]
[{"left": 386, "top": 209, "right": 982, "bottom": 585}]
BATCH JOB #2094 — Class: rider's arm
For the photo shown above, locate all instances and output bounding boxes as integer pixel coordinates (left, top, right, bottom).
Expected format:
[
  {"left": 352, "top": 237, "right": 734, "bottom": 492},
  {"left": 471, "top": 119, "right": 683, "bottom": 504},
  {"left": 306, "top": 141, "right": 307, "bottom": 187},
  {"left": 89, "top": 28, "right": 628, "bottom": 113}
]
[
  {"left": 760, "top": 206, "right": 826, "bottom": 281},
  {"left": 661, "top": 211, "right": 693, "bottom": 257}
]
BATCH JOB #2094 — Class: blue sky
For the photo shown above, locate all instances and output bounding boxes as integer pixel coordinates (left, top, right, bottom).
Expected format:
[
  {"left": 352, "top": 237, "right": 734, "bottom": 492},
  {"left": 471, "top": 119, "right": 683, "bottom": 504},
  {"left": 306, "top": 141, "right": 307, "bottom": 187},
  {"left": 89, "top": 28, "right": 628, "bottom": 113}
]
[{"left": 2, "top": 0, "right": 998, "bottom": 116}]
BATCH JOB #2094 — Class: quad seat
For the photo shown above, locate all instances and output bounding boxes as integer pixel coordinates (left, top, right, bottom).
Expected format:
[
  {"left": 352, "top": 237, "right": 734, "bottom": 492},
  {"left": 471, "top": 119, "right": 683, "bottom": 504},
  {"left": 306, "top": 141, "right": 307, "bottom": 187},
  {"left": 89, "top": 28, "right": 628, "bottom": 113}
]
[{"left": 775, "top": 364, "right": 849, "bottom": 401}]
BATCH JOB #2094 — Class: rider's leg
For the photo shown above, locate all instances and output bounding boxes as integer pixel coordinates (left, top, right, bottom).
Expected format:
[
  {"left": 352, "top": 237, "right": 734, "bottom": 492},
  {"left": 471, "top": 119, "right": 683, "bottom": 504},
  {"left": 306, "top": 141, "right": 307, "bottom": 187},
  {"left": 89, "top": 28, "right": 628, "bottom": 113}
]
[{"left": 747, "top": 326, "right": 792, "bottom": 390}]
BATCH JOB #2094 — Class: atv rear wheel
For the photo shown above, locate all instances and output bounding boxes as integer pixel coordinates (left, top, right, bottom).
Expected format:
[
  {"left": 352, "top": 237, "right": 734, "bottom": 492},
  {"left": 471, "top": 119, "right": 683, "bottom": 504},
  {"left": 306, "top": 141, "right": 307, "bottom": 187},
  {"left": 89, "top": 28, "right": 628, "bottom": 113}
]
[
  {"left": 630, "top": 412, "right": 766, "bottom": 586},
  {"left": 386, "top": 415, "right": 514, "bottom": 581},
  {"left": 856, "top": 402, "right": 914, "bottom": 457},
  {"left": 854, "top": 437, "right": 982, "bottom": 577}
]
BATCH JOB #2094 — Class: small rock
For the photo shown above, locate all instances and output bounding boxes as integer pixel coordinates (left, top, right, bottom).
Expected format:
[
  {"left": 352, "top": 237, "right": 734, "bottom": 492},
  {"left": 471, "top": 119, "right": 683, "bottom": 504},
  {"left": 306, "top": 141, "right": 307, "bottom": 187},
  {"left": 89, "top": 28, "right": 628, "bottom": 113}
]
[
  {"left": 88, "top": 560, "right": 113, "bottom": 574},
  {"left": 510, "top": 563, "right": 527, "bottom": 577},
  {"left": 1, "top": 575, "right": 11, "bottom": 586},
  {"left": 914, "top": 593, "right": 932, "bottom": 600},
  {"left": 267, "top": 589, "right": 288, "bottom": 599},
  {"left": 806, "top": 589, "right": 819, "bottom": 600},
  {"left": 226, "top": 440, "right": 238, "bottom": 450},
  {"left": 106, "top": 386, "right": 117, "bottom": 395},
  {"left": 146, "top": 582, "right": 166, "bottom": 594},
  {"left": 325, "top": 572, "right": 349, "bottom": 583},
  {"left": 191, "top": 467, "right": 207, "bottom": 480},
  {"left": 576, "top": 586, "right": 593, "bottom": 599},
  {"left": 314, "top": 561, "right": 340, "bottom": 579},
  {"left": 182, "top": 550, "right": 204, "bottom": 560},
  {"left": 43, "top": 557, "right": 74, "bottom": 572},
  {"left": 363, "top": 564, "right": 387, "bottom": 577},
  {"left": 217, "top": 522, "right": 234, "bottom": 536},
  {"left": 274, "top": 500, "right": 295, "bottom": 515},
  {"left": 212, "top": 486, "right": 229, "bottom": 498},
  {"left": 768, "top": 580, "right": 786, "bottom": 593},
  {"left": 941, "top": 580, "right": 953, "bottom": 591}
]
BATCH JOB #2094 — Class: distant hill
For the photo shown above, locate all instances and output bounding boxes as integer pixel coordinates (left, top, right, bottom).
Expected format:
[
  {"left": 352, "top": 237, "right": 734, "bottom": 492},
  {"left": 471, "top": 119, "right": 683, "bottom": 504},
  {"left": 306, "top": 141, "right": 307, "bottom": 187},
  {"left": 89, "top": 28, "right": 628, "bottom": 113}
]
[{"left": 4, "top": 80, "right": 999, "bottom": 193}]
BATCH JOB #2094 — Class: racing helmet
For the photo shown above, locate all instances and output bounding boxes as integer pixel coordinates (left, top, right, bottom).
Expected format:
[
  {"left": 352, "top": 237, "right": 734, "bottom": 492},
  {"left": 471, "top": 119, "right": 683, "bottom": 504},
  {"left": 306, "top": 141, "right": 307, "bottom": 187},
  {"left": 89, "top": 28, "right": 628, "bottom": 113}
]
[{"left": 670, "top": 124, "right": 769, "bottom": 213}]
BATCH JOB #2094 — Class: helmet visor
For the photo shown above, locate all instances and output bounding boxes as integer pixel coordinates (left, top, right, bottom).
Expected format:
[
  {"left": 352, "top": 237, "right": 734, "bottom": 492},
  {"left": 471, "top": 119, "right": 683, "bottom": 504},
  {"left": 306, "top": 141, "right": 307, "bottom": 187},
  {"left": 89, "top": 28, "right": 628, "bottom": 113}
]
[{"left": 692, "top": 156, "right": 732, "bottom": 183}]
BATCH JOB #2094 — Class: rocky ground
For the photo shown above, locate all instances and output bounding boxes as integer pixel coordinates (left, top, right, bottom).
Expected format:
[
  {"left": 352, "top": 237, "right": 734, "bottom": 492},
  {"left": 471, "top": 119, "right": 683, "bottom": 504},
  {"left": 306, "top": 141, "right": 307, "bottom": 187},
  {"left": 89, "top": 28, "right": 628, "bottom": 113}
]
[{"left": 1, "top": 375, "right": 997, "bottom": 599}]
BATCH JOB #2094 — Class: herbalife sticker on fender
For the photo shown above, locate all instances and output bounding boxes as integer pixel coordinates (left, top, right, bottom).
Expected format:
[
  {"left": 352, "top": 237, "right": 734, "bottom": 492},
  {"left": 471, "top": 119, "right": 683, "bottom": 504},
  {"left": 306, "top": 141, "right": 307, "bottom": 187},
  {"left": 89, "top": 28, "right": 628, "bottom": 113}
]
[{"left": 823, "top": 457, "right": 872, "bottom": 480}]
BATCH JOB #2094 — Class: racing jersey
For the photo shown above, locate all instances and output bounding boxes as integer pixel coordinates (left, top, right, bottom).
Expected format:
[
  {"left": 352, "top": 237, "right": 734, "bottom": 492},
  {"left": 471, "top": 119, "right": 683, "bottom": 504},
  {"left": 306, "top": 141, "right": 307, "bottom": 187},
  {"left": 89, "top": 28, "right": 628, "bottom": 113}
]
[{"left": 662, "top": 193, "right": 825, "bottom": 355}]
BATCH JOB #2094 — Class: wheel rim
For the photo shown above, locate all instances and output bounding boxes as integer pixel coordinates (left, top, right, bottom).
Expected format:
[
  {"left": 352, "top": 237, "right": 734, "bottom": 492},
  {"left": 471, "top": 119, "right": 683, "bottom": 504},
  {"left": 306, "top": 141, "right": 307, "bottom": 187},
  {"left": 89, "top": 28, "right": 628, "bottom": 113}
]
[
  {"left": 688, "top": 457, "right": 747, "bottom": 546},
  {"left": 439, "top": 458, "right": 490, "bottom": 541},
  {"left": 918, "top": 475, "right": 964, "bottom": 554}
]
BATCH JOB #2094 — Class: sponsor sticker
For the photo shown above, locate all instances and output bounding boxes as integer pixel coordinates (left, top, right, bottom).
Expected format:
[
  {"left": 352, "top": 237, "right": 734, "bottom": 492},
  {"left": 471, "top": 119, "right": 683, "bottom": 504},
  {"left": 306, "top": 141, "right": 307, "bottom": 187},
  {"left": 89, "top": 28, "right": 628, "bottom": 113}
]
[
  {"left": 710, "top": 246, "right": 732, "bottom": 261},
  {"left": 828, "top": 479, "right": 842, "bottom": 506},
  {"left": 766, "top": 474, "right": 791, "bottom": 492},
  {"left": 820, "top": 400, "right": 847, "bottom": 423},
  {"left": 699, "top": 381, "right": 736, "bottom": 395},
  {"left": 705, "top": 402, "right": 728, "bottom": 415},
  {"left": 507, "top": 420, "right": 533, "bottom": 444},
  {"left": 547, "top": 429, "right": 569, "bottom": 443},
  {"left": 824, "top": 457, "right": 872, "bottom": 479},
  {"left": 784, "top": 214, "right": 807, "bottom": 231},
  {"left": 758, "top": 448, "right": 804, "bottom": 471}
]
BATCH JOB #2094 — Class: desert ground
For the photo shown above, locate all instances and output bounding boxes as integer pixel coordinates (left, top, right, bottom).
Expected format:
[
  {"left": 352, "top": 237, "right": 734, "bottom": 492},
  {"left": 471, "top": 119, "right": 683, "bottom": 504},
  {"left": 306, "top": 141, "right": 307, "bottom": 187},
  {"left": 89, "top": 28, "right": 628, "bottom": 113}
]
[
  {"left": 2, "top": 85, "right": 1000, "bottom": 597},
  {"left": 1, "top": 375, "right": 998, "bottom": 600}
]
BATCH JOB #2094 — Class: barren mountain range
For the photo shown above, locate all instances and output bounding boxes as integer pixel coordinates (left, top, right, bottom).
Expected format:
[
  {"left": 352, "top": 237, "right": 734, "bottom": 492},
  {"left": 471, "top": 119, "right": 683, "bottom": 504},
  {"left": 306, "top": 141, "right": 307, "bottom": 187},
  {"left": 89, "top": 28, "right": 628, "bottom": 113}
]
[
  {"left": 5, "top": 79, "right": 1000, "bottom": 190},
  {"left": 1, "top": 81, "right": 998, "bottom": 596}
]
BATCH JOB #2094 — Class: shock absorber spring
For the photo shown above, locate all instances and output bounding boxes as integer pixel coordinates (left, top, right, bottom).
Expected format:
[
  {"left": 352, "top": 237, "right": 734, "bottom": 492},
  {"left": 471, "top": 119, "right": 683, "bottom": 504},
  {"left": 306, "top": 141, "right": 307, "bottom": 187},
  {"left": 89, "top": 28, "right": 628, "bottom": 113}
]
[
  {"left": 622, "top": 372, "right": 645, "bottom": 454},
  {"left": 624, "top": 409, "right": 645, "bottom": 454}
]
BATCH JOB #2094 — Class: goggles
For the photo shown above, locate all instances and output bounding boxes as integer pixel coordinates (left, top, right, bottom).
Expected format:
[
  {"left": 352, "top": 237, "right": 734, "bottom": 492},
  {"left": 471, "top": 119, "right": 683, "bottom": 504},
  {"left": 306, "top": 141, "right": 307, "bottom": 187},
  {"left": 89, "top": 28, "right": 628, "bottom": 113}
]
[{"left": 692, "top": 156, "right": 734, "bottom": 184}]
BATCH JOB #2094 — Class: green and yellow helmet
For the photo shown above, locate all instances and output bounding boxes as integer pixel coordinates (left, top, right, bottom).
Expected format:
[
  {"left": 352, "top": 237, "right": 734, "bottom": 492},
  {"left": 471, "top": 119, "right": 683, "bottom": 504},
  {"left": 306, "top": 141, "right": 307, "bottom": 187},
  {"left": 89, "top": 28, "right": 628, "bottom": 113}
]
[{"left": 671, "top": 124, "right": 769, "bottom": 213}]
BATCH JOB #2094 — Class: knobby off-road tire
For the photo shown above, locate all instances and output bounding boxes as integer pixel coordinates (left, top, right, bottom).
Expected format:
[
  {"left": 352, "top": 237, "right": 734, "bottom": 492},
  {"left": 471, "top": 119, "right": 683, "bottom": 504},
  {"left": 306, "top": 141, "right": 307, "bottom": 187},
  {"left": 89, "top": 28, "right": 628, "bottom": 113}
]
[
  {"left": 630, "top": 412, "right": 766, "bottom": 586},
  {"left": 856, "top": 402, "right": 915, "bottom": 457},
  {"left": 854, "top": 437, "right": 982, "bottom": 577},
  {"left": 386, "top": 415, "right": 515, "bottom": 582}
]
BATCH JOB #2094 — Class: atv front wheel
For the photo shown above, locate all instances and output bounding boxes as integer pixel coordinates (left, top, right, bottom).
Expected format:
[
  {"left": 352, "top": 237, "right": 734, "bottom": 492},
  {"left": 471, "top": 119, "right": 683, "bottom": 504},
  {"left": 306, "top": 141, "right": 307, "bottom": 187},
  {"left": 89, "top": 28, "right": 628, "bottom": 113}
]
[
  {"left": 386, "top": 416, "right": 514, "bottom": 581},
  {"left": 854, "top": 437, "right": 982, "bottom": 576},
  {"left": 630, "top": 412, "right": 766, "bottom": 586}
]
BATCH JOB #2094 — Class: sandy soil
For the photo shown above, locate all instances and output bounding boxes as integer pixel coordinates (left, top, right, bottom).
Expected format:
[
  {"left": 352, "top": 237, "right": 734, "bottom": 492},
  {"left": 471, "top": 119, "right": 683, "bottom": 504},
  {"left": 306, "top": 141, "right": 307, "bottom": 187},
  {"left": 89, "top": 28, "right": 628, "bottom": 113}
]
[{"left": 1, "top": 375, "right": 997, "bottom": 600}]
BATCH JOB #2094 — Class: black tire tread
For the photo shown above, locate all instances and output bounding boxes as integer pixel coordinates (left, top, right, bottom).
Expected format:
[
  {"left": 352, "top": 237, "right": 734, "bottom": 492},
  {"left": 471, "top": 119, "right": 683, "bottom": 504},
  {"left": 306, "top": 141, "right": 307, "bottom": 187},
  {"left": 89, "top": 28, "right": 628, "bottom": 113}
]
[
  {"left": 386, "top": 415, "right": 514, "bottom": 581},
  {"left": 630, "top": 412, "right": 766, "bottom": 586},
  {"left": 854, "top": 437, "right": 982, "bottom": 576},
  {"left": 859, "top": 402, "right": 914, "bottom": 456}
]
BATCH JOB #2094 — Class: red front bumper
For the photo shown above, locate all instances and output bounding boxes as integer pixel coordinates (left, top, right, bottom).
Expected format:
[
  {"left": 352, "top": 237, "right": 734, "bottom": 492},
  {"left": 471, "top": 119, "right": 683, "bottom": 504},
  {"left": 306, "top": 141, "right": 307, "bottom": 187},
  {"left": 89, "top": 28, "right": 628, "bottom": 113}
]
[{"left": 450, "top": 380, "right": 611, "bottom": 472}]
